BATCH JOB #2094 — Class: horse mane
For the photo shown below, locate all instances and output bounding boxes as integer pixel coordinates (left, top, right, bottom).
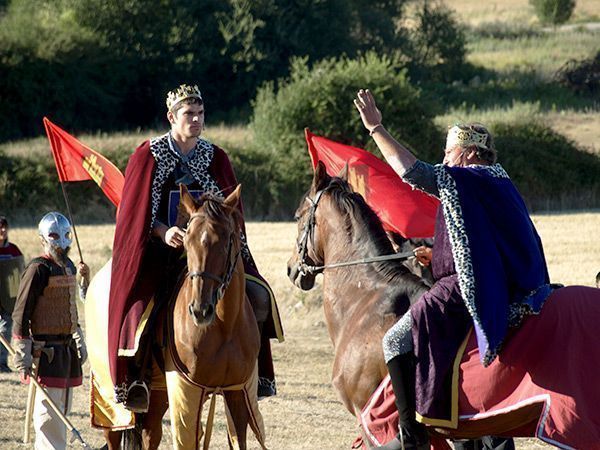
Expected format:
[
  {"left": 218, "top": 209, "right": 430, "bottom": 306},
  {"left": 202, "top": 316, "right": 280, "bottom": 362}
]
[
  {"left": 198, "top": 193, "right": 242, "bottom": 226},
  {"left": 325, "top": 177, "right": 424, "bottom": 288}
]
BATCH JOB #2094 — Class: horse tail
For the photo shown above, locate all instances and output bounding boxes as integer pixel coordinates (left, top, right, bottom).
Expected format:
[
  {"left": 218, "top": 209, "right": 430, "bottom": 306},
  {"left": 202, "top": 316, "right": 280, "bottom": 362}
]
[{"left": 122, "top": 419, "right": 143, "bottom": 450}]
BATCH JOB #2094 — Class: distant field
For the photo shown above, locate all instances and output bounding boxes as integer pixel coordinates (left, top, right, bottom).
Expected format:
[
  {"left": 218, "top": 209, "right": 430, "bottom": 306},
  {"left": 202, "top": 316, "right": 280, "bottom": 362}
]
[
  {"left": 1, "top": 214, "right": 598, "bottom": 449},
  {"left": 448, "top": 0, "right": 600, "bottom": 25}
]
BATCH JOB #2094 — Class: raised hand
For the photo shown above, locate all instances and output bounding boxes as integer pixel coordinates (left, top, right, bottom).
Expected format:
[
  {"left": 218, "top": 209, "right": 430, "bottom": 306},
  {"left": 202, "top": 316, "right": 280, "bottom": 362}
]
[{"left": 354, "top": 89, "right": 383, "bottom": 133}]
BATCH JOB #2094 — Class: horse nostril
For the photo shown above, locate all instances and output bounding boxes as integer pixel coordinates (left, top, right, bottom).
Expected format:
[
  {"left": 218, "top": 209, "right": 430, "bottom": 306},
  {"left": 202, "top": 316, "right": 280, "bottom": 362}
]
[{"left": 202, "top": 304, "right": 214, "bottom": 318}]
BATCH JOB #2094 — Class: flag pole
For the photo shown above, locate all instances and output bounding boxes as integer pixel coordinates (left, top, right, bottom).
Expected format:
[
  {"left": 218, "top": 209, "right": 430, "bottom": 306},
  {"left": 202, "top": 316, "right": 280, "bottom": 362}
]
[{"left": 58, "top": 181, "right": 84, "bottom": 262}]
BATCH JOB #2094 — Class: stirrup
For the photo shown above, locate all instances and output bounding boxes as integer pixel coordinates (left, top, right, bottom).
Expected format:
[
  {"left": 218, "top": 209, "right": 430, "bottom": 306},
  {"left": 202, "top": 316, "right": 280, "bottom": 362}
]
[{"left": 124, "top": 380, "right": 149, "bottom": 413}]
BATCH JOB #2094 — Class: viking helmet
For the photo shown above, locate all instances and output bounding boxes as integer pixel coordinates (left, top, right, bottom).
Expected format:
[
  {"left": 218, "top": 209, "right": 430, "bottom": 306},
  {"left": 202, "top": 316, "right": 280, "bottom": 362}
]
[{"left": 38, "top": 212, "right": 72, "bottom": 250}]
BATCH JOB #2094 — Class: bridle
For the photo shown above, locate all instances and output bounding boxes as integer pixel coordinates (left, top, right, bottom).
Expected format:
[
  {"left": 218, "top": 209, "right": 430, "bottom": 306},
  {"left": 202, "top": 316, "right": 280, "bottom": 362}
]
[
  {"left": 295, "top": 187, "right": 415, "bottom": 276},
  {"left": 185, "top": 212, "right": 240, "bottom": 303}
]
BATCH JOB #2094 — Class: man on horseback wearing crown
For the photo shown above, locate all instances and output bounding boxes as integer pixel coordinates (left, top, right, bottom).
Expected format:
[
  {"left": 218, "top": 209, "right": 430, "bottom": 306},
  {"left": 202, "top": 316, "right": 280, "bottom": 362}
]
[
  {"left": 355, "top": 89, "right": 554, "bottom": 450},
  {"left": 109, "top": 84, "right": 283, "bottom": 412}
]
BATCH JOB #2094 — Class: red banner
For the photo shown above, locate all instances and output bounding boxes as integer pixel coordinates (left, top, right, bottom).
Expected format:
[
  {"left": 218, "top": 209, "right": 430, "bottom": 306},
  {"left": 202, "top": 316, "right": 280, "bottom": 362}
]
[
  {"left": 305, "top": 129, "right": 439, "bottom": 238},
  {"left": 43, "top": 117, "right": 124, "bottom": 207}
]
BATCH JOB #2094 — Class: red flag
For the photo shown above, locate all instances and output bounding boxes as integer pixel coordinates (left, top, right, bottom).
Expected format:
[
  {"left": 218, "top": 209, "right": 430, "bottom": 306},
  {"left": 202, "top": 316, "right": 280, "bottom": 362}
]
[
  {"left": 305, "top": 129, "right": 439, "bottom": 238},
  {"left": 43, "top": 117, "right": 124, "bottom": 207}
]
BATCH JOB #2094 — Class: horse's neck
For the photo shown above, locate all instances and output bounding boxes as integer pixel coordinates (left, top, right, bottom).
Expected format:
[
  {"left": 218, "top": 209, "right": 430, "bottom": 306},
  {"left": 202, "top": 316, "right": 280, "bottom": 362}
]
[{"left": 320, "top": 213, "right": 385, "bottom": 347}]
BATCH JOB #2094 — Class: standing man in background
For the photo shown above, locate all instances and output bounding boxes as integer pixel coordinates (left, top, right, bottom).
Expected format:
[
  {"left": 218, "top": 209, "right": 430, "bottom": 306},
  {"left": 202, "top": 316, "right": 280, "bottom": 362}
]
[{"left": 0, "top": 215, "right": 24, "bottom": 372}]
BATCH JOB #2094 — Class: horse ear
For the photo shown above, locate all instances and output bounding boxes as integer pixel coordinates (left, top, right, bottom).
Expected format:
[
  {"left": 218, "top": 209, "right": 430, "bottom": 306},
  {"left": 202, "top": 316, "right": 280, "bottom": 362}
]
[
  {"left": 180, "top": 184, "right": 198, "bottom": 214},
  {"left": 224, "top": 184, "right": 242, "bottom": 209},
  {"left": 313, "top": 160, "right": 330, "bottom": 191},
  {"left": 338, "top": 163, "right": 349, "bottom": 181}
]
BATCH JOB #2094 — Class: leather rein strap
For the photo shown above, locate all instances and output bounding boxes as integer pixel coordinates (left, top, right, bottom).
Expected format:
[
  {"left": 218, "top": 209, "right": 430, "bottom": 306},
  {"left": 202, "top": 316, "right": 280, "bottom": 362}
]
[{"left": 297, "top": 188, "right": 415, "bottom": 276}]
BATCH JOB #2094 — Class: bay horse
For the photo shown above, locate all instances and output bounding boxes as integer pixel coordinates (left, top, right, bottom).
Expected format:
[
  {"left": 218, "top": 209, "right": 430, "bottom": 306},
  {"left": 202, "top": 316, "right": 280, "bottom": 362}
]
[
  {"left": 287, "top": 161, "right": 600, "bottom": 449},
  {"left": 287, "top": 161, "right": 429, "bottom": 416},
  {"left": 87, "top": 185, "right": 266, "bottom": 450}
]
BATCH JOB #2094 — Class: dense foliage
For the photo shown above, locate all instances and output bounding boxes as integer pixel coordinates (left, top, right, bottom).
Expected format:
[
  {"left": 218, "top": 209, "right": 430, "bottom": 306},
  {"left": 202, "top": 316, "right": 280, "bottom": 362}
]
[
  {"left": 493, "top": 122, "right": 600, "bottom": 210},
  {"left": 529, "top": 0, "right": 576, "bottom": 25},
  {"left": 555, "top": 50, "right": 600, "bottom": 96},
  {"left": 0, "top": 0, "right": 466, "bottom": 142},
  {"left": 251, "top": 53, "right": 444, "bottom": 216}
]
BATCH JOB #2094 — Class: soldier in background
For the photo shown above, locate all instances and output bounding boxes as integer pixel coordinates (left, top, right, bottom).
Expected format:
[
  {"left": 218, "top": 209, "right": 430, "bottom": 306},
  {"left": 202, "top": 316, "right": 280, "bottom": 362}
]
[
  {"left": 0, "top": 215, "right": 24, "bottom": 372},
  {"left": 12, "top": 212, "right": 88, "bottom": 450}
]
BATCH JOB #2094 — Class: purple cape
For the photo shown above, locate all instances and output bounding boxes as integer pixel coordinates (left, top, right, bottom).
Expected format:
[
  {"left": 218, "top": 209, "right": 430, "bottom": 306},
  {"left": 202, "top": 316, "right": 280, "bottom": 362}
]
[{"left": 434, "top": 163, "right": 552, "bottom": 365}]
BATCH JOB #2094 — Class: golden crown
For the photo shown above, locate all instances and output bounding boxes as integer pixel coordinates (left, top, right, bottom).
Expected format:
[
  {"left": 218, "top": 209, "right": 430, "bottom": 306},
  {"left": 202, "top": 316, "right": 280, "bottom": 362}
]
[
  {"left": 166, "top": 84, "right": 203, "bottom": 111},
  {"left": 446, "top": 125, "right": 489, "bottom": 150}
]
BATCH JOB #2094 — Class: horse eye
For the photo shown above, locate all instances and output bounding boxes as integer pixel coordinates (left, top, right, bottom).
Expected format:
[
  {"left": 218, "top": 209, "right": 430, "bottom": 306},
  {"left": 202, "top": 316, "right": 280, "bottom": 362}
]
[{"left": 293, "top": 214, "right": 300, "bottom": 221}]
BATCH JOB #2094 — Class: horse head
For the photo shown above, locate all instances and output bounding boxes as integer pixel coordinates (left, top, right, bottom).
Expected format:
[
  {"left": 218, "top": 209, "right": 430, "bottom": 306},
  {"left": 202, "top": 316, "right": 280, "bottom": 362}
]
[
  {"left": 287, "top": 161, "right": 350, "bottom": 290},
  {"left": 180, "top": 184, "right": 242, "bottom": 327}
]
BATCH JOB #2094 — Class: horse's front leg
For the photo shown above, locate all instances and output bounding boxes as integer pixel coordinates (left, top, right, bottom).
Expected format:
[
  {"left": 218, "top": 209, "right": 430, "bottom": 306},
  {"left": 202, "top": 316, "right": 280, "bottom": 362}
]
[
  {"left": 224, "top": 390, "right": 251, "bottom": 449},
  {"left": 141, "top": 389, "right": 169, "bottom": 450}
]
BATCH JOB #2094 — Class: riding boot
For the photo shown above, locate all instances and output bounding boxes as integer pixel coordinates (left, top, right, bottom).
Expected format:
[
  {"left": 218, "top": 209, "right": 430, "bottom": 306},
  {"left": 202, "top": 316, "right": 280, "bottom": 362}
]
[
  {"left": 256, "top": 321, "right": 277, "bottom": 399},
  {"left": 246, "top": 280, "right": 277, "bottom": 399},
  {"left": 376, "top": 353, "right": 429, "bottom": 450}
]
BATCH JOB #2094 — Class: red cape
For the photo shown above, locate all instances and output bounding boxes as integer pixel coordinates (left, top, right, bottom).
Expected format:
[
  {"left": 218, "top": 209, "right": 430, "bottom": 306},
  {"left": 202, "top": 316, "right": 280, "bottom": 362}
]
[{"left": 108, "top": 141, "right": 267, "bottom": 385}]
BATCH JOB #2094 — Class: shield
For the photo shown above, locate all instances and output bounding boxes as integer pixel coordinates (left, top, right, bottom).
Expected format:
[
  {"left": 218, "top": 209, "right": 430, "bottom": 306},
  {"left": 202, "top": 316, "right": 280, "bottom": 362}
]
[{"left": 0, "top": 255, "right": 24, "bottom": 313}]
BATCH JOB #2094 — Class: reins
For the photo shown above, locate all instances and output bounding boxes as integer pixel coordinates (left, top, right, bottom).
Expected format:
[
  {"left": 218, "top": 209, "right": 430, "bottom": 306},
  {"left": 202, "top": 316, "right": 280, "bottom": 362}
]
[
  {"left": 299, "top": 250, "right": 415, "bottom": 275},
  {"left": 296, "top": 186, "right": 416, "bottom": 276}
]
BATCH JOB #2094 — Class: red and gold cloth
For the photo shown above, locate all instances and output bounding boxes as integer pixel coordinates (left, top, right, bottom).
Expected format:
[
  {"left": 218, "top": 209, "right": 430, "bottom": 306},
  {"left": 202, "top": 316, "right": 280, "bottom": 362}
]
[
  {"left": 357, "top": 286, "right": 600, "bottom": 450},
  {"left": 305, "top": 129, "right": 439, "bottom": 238},
  {"left": 43, "top": 117, "right": 124, "bottom": 207}
]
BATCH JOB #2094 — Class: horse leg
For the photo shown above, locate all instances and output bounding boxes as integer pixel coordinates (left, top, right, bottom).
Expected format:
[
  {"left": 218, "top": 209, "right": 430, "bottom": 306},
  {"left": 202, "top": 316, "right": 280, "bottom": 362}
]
[
  {"left": 141, "top": 390, "right": 169, "bottom": 450},
  {"left": 102, "top": 429, "right": 123, "bottom": 450},
  {"left": 224, "top": 390, "right": 251, "bottom": 450}
]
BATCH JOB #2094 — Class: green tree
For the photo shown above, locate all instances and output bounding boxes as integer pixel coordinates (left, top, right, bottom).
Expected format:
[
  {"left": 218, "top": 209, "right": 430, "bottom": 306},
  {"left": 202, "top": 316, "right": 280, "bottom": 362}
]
[
  {"left": 529, "top": 0, "right": 576, "bottom": 25},
  {"left": 405, "top": 0, "right": 467, "bottom": 82},
  {"left": 251, "top": 53, "right": 443, "bottom": 215}
]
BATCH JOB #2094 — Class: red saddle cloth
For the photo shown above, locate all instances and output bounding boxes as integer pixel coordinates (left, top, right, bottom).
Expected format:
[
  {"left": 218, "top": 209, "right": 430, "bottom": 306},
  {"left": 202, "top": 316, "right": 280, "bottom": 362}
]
[{"left": 355, "top": 286, "right": 600, "bottom": 450}]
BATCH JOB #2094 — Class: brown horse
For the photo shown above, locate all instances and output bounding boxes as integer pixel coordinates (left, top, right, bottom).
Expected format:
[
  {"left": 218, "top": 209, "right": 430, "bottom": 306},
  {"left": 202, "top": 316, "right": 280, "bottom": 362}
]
[
  {"left": 287, "top": 162, "right": 600, "bottom": 449},
  {"left": 90, "top": 185, "right": 265, "bottom": 450},
  {"left": 287, "top": 161, "right": 429, "bottom": 416},
  {"left": 164, "top": 184, "right": 265, "bottom": 450}
]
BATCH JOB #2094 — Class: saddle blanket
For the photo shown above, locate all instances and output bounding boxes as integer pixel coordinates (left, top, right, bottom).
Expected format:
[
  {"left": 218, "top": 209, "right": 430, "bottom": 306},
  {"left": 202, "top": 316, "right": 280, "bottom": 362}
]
[{"left": 355, "top": 286, "right": 600, "bottom": 450}]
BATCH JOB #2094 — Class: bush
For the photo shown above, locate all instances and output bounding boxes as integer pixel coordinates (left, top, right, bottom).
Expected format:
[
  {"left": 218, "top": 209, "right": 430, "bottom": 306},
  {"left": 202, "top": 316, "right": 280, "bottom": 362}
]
[
  {"left": 405, "top": 0, "right": 467, "bottom": 82},
  {"left": 493, "top": 122, "right": 600, "bottom": 210},
  {"left": 0, "top": 147, "right": 121, "bottom": 225},
  {"left": 529, "top": 0, "right": 576, "bottom": 25},
  {"left": 555, "top": 50, "right": 600, "bottom": 96},
  {"left": 251, "top": 53, "right": 444, "bottom": 216}
]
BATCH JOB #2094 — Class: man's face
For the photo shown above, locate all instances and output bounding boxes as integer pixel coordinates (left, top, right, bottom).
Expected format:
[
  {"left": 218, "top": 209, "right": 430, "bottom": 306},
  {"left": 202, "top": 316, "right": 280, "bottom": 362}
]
[
  {"left": 443, "top": 145, "right": 466, "bottom": 167},
  {"left": 0, "top": 223, "right": 8, "bottom": 242},
  {"left": 168, "top": 103, "right": 204, "bottom": 139}
]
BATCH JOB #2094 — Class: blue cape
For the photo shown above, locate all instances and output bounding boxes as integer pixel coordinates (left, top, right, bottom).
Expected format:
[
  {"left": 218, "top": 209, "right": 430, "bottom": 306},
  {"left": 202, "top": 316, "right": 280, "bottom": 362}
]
[{"left": 434, "top": 164, "right": 552, "bottom": 365}]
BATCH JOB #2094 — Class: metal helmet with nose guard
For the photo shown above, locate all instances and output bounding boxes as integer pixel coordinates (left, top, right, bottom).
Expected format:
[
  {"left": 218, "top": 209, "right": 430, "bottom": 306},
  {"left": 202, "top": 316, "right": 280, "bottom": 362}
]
[{"left": 38, "top": 212, "right": 72, "bottom": 250}]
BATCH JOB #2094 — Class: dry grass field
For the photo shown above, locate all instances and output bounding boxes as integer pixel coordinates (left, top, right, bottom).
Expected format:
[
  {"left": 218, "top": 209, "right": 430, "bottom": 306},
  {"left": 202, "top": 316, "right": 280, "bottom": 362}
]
[
  {"left": 1, "top": 212, "right": 598, "bottom": 449},
  {"left": 447, "top": 0, "right": 600, "bottom": 25}
]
